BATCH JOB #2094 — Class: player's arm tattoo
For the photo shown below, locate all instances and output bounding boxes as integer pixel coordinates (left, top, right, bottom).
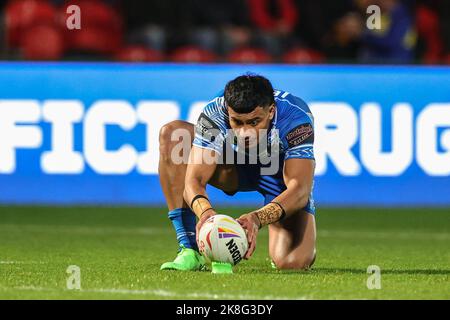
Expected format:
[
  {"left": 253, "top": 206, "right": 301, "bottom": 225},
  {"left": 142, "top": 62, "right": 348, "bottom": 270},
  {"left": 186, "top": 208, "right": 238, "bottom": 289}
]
[
  {"left": 190, "top": 195, "right": 213, "bottom": 218},
  {"left": 253, "top": 202, "right": 286, "bottom": 227}
]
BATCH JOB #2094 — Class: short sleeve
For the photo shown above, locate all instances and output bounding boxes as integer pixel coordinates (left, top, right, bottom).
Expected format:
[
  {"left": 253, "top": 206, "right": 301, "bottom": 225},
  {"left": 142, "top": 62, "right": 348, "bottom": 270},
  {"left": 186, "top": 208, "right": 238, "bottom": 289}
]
[
  {"left": 192, "top": 102, "right": 226, "bottom": 155},
  {"left": 283, "top": 117, "right": 315, "bottom": 161}
]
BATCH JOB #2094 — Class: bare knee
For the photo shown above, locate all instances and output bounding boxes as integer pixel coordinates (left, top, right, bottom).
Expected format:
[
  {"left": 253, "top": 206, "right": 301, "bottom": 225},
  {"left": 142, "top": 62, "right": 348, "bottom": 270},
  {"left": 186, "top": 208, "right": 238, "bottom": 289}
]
[
  {"left": 159, "top": 120, "right": 186, "bottom": 146},
  {"left": 272, "top": 249, "right": 316, "bottom": 271},
  {"left": 159, "top": 120, "right": 192, "bottom": 160}
]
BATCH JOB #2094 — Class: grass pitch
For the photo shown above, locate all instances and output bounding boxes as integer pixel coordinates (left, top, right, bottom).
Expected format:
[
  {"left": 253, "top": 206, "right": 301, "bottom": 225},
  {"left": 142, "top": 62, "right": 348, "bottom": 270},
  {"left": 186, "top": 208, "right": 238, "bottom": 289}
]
[{"left": 0, "top": 206, "right": 449, "bottom": 300}]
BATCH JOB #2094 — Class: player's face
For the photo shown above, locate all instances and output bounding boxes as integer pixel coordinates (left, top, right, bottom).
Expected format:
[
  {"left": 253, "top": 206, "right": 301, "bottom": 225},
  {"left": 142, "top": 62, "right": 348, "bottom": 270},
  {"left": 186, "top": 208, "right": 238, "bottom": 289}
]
[{"left": 227, "top": 105, "right": 275, "bottom": 148}]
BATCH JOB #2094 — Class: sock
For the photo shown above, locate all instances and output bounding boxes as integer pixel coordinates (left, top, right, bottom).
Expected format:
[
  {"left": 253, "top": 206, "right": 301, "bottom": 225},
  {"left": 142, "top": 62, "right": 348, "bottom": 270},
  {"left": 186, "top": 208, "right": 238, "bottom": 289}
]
[{"left": 168, "top": 208, "right": 198, "bottom": 251}]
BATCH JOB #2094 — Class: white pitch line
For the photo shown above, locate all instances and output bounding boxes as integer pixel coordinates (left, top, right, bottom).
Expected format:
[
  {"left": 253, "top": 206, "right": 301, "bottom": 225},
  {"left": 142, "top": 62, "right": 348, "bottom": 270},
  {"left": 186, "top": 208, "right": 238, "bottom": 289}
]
[
  {"left": 0, "top": 224, "right": 164, "bottom": 236},
  {"left": 0, "top": 285, "right": 311, "bottom": 300},
  {"left": 0, "top": 261, "right": 46, "bottom": 265}
]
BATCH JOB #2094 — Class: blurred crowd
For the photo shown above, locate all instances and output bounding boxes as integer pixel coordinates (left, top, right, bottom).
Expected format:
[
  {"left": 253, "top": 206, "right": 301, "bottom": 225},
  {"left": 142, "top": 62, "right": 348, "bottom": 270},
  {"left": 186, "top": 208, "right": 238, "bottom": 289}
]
[{"left": 0, "top": 0, "right": 449, "bottom": 64}]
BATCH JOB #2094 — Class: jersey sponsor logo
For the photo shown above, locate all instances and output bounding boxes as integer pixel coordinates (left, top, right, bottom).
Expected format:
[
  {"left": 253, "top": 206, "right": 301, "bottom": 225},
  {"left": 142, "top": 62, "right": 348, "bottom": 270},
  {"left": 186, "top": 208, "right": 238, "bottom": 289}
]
[
  {"left": 286, "top": 123, "right": 314, "bottom": 148},
  {"left": 195, "top": 112, "right": 220, "bottom": 142}
]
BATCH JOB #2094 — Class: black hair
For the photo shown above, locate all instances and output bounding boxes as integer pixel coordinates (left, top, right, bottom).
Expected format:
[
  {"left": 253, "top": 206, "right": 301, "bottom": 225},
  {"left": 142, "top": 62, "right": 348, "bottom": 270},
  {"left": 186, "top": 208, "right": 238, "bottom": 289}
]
[{"left": 224, "top": 74, "right": 275, "bottom": 114}]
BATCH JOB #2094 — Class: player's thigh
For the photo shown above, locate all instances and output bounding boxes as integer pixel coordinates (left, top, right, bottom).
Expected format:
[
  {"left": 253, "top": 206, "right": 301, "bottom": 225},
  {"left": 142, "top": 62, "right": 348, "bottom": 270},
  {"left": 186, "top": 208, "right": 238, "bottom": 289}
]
[{"left": 268, "top": 211, "right": 316, "bottom": 269}]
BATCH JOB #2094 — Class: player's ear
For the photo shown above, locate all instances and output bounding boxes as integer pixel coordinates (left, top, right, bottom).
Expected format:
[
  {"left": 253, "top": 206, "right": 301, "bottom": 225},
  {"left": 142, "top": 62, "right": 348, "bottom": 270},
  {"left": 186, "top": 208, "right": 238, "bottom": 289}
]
[{"left": 268, "top": 104, "right": 275, "bottom": 120}]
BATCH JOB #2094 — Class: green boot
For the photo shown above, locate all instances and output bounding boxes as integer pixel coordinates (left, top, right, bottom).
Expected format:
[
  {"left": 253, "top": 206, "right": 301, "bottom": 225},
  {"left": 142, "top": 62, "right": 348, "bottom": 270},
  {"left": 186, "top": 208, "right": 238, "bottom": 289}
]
[{"left": 160, "top": 245, "right": 205, "bottom": 271}]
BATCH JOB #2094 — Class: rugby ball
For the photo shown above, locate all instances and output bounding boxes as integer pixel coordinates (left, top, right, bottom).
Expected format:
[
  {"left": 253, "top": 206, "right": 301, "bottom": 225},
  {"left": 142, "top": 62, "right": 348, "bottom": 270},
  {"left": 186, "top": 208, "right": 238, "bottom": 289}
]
[{"left": 198, "top": 214, "right": 248, "bottom": 265}]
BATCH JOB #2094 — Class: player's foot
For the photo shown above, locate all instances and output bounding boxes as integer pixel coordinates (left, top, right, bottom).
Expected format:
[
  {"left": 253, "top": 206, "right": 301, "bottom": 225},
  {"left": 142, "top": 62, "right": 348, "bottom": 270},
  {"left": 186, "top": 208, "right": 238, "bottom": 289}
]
[
  {"left": 211, "top": 261, "right": 233, "bottom": 274},
  {"left": 160, "top": 245, "right": 205, "bottom": 271}
]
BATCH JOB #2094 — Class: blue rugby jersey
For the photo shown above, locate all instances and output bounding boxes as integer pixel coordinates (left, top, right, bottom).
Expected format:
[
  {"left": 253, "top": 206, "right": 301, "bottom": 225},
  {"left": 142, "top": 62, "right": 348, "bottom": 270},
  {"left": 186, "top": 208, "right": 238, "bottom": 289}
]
[{"left": 193, "top": 89, "right": 315, "bottom": 165}]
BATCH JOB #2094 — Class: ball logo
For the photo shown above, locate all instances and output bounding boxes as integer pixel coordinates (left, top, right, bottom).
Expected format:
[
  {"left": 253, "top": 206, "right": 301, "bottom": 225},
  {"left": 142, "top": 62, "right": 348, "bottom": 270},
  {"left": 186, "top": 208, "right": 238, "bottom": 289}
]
[
  {"left": 218, "top": 227, "right": 240, "bottom": 239},
  {"left": 226, "top": 238, "right": 243, "bottom": 265}
]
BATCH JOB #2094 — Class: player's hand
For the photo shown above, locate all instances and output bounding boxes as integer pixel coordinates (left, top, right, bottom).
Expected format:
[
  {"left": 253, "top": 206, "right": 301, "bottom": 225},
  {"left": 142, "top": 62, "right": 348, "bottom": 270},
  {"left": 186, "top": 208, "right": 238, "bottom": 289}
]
[
  {"left": 237, "top": 213, "right": 261, "bottom": 259},
  {"left": 196, "top": 209, "right": 216, "bottom": 245}
]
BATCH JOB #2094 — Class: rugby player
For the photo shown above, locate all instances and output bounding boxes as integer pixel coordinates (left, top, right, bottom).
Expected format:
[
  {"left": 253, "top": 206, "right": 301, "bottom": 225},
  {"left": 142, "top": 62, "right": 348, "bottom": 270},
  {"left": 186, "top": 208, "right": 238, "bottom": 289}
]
[{"left": 159, "top": 74, "right": 316, "bottom": 271}]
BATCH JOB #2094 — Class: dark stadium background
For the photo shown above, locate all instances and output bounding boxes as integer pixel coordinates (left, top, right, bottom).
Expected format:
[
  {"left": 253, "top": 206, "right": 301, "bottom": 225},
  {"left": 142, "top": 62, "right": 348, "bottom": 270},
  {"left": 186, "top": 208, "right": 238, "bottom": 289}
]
[{"left": 0, "top": 0, "right": 449, "bottom": 64}]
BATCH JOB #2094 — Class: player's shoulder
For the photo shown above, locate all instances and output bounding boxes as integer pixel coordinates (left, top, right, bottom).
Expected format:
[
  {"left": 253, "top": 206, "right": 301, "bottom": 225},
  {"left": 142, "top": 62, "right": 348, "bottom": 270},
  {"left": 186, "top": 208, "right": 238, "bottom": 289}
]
[
  {"left": 199, "top": 91, "right": 228, "bottom": 131},
  {"left": 274, "top": 90, "right": 315, "bottom": 152},
  {"left": 202, "top": 91, "right": 225, "bottom": 115},
  {"left": 274, "top": 90, "right": 313, "bottom": 129}
]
